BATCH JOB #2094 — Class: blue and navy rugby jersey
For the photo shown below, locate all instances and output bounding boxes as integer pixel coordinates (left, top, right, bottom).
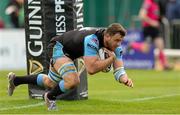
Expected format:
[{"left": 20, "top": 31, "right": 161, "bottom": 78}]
[{"left": 49, "top": 28, "right": 123, "bottom": 60}]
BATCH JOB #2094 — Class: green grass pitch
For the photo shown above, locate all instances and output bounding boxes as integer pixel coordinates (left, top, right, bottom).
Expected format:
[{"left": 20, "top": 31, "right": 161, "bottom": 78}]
[{"left": 0, "top": 70, "right": 180, "bottom": 114}]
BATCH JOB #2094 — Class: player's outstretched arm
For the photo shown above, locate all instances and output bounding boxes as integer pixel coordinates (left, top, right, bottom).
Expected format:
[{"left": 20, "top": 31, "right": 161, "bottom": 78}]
[{"left": 113, "top": 59, "right": 133, "bottom": 88}]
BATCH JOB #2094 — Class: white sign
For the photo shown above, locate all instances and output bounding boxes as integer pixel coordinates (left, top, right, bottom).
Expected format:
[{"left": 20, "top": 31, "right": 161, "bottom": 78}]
[{"left": 0, "top": 29, "right": 27, "bottom": 70}]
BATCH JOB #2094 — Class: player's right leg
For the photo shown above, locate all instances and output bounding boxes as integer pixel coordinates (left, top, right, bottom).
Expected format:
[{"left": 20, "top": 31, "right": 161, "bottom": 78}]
[
  {"left": 43, "top": 57, "right": 80, "bottom": 110},
  {"left": 43, "top": 41, "right": 80, "bottom": 110}
]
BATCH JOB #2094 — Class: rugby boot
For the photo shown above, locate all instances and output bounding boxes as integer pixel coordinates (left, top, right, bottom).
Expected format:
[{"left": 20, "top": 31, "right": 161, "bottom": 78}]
[
  {"left": 44, "top": 92, "right": 57, "bottom": 111},
  {"left": 7, "top": 72, "right": 16, "bottom": 96}
]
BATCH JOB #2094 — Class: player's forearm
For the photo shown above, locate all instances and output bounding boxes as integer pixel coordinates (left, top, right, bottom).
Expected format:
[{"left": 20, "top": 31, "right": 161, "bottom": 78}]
[{"left": 88, "top": 56, "right": 114, "bottom": 74}]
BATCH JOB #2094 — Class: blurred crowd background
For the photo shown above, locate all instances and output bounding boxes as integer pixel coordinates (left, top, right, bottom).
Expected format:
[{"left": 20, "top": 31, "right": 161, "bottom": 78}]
[
  {"left": 0, "top": 0, "right": 180, "bottom": 70},
  {"left": 0, "top": 0, "right": 180, "bottom": 48}
]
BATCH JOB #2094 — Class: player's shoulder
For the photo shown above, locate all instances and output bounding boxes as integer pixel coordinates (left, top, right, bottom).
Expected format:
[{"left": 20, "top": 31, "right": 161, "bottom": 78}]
[
  {"left": 84, "top": 34, "right": 99, "bottom": 44},
  {"left": 85, "top": 34, "right": 98, "bottom": 39}
]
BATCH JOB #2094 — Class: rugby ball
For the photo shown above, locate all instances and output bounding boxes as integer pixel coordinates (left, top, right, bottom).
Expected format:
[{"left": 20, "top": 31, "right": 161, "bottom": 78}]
[{"left": 98, "top": 48, "right": 113, "bottom": 72}]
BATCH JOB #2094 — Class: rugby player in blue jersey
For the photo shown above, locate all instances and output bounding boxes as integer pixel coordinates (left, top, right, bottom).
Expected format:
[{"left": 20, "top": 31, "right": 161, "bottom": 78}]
[{"left": 7, "top": 23, "right": 133, "bottom": 110}]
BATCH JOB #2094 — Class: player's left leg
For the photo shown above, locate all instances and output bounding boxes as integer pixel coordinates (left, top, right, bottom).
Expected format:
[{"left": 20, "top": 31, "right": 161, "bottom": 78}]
[
  {"left": 7, "top": 72, "right": 54, "bottom": 96},
  {"left": 7, "top": 72, "right": 16, "bottom": 96}
]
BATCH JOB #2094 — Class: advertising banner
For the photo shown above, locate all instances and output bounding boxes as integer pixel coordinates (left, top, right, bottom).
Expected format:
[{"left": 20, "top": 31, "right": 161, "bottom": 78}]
[
  {"left": 122, "top": 29, "right": 155, "bottom": 69},
  {"left": 0, "top": 29, "right": 26, "bottom": 70},
  {"left": 24, "top": 0, "right": 87, "bottom": 100}
]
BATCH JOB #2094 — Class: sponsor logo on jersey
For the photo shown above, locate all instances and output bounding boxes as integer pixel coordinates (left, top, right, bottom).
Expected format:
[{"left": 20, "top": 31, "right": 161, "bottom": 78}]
[
  {"left": 91, "top": 38, "right": 98, "bottom": 45},
  {"left": 87, "top": 43, "right": 98, "bottom": 51}
]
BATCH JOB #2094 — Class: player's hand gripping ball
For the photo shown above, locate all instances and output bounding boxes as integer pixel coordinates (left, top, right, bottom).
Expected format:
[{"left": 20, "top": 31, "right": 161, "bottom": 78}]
[{"left": 98, "top": 48, "right": 113, "bottom": 72}]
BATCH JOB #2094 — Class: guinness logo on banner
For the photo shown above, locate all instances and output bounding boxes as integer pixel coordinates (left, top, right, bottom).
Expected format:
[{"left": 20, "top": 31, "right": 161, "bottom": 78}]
[{"left": 29, "top": 59, "right": 44, "bottom": 74}]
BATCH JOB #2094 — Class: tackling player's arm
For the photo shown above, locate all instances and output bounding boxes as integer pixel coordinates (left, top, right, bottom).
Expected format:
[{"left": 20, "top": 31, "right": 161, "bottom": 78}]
[
  {"left": 113, "top": 47, "right": 133, "bottom": 87},
  {"left": 83, "top": 35, "right": 115, "bottom": 75}
]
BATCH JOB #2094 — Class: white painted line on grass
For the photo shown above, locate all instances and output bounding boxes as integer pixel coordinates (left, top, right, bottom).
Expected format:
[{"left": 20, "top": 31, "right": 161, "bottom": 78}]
[
  {"left": 0, "top": 93, "right": 179, "bottom": 111},
  {"left": 0, "top": 102, "right": 44, "bottom": 111},
  {"left": 124, "top": 93, "right": 180, "bottom": 102},
  {"left": 94, "top": 93, "right": 180, "bottom": 102}
]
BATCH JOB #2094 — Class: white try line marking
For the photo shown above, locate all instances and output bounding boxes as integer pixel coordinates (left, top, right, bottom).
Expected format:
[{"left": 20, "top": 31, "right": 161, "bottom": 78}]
[
  {"left": 94, "top": 93, "right": 180, "bottom": 103},
  {"left": 123, "top": 93, "right": 180, "bottom": 102},
  {"left": 0, "top": 102, "right": 44, "bottom": 111},
  {"left": 0, "top": 93, "right": 179, "bottom": 111}
]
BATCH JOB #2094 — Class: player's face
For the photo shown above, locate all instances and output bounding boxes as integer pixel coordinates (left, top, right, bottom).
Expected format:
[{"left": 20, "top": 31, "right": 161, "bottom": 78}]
[{"left": 107, "top": 33, "right": 123, "bottom": 51}]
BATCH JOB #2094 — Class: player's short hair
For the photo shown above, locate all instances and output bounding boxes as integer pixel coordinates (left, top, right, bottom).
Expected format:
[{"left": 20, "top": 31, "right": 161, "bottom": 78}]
[{"left": 105, "top": 23, "right": 126, "bottom": 37}]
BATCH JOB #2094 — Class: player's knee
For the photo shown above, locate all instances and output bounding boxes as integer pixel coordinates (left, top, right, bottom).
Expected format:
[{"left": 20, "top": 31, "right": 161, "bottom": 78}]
[
  {"left": 37, "top": 74, "right": 56, "bottom": 88},
  {"left": 69, "top": 77, "right": 80, "bottom": 89},
  {"left": 65, "top": 75, "right": 80, "bottom": 89},
  {"left": 44, "top": 77, "right": 57, "bottom": 88},
  {"left": 73, "top": 76, "right": 80, "bottom": 86}
]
